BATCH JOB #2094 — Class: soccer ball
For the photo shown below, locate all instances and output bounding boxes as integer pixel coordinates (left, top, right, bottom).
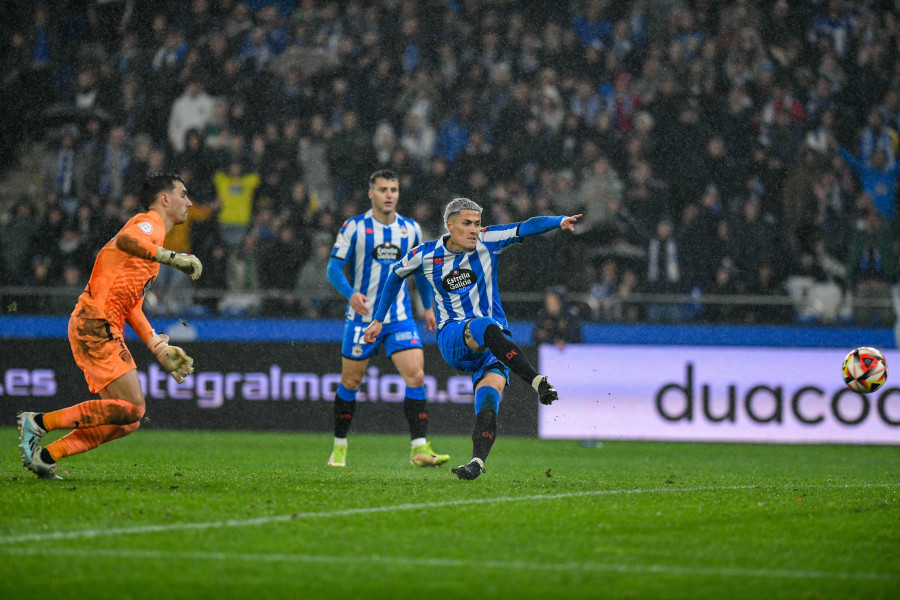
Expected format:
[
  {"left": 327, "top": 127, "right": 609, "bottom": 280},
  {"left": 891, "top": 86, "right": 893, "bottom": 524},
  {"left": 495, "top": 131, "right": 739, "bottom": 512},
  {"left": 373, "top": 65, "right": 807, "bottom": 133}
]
[{"left": 841, "top": 347, "right": 888, "bottom": 393}]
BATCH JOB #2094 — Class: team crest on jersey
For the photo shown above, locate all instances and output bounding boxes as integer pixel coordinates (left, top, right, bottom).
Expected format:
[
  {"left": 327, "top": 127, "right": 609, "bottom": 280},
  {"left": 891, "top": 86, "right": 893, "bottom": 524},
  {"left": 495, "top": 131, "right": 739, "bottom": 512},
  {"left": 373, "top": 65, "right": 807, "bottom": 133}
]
[
  {"left": 372, "top": 242, "right": 401, "bottom": 263},
  {"left": 139, "top": 222, "right": 153, "bottom": 235},
  {"left": 399, "top": 226, "right": 409, "bottom": 238},
  {"left": 351, "top": 344, "right": 363, "bottom": 357},
  {"left": 442, "top": 268, "right": 476, "bottom": 292}
]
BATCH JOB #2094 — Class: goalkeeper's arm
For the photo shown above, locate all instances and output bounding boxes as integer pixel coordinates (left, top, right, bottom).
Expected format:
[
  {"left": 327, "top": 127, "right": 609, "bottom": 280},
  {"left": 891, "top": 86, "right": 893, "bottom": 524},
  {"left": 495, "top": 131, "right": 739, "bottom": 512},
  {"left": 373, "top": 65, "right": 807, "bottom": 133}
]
[
  {"left": 115, "top": 229, "right": 203, "bottom": 281},
  {"left": 146, "top": 332, "right": 195, "bottom": 383}
]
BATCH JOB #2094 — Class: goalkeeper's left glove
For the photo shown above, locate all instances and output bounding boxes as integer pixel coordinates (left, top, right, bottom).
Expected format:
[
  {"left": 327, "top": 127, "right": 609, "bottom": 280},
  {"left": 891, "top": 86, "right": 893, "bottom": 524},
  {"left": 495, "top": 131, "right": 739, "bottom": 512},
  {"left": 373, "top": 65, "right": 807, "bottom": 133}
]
[
  {"left": 155, "top": 247, "right": 203, "bottom": 281},
  {"left": 147, "top": 333, "right": 194, "bottom": 383}
]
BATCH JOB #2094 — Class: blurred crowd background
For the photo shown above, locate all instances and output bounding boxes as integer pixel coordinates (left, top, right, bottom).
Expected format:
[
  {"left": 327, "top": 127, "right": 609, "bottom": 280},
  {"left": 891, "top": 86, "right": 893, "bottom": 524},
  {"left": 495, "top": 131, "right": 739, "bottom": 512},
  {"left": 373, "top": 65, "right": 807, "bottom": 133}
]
[{"left": 0, "top": 0, "right": 898, "bottom": 329}]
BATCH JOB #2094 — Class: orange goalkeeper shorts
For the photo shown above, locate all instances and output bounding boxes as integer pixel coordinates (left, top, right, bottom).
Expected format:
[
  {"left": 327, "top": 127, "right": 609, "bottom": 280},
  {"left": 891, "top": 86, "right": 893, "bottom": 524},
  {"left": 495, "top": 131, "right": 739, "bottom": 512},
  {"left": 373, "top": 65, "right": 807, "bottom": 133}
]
[{"left": 68, "top": 312, "right": 137, "bottom": 394}]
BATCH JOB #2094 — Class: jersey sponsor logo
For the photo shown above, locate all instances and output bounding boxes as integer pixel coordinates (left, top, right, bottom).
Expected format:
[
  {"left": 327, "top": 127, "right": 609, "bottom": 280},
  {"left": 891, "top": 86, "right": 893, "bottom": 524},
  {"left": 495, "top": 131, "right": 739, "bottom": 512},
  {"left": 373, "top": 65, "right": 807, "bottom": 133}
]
[
  {"left": 371, "top": 242, "right": 401, "bottom": 262},
  {"left": 394, "top": 331, "right": 413, "bottom": 341},
  {"left": 365, "top": 227, "right": 374, "bottom": 234},
  {"left": 442, "top": 268, "right": 476, "bottom": 293},
  {"left": 433, "top": 257, "right": 443, "bottom": 266},
  {"left": 139, "top": 222, "right": 153, "bottom": 235}
]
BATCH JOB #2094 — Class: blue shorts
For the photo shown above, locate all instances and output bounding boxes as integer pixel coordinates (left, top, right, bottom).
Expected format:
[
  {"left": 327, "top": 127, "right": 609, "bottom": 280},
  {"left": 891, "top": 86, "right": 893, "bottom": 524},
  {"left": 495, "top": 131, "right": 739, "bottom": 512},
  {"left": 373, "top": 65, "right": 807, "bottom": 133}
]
[
  {"left": 437, "top": 319, "right": 510, "bottom": 388},
  {"left": 341, "top": 319, "right": 422, "bottom": 361}
]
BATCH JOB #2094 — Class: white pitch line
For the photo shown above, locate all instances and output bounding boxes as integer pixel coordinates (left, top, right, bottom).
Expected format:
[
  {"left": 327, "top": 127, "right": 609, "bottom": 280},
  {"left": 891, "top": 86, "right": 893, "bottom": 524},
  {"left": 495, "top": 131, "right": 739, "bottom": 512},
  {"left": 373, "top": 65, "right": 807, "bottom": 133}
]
[
  {"left": 0, "top": 547, "right": 897, "bottom": 582},
  {"left": 0, "top": 482, "right": 896, "bottom": 547}
]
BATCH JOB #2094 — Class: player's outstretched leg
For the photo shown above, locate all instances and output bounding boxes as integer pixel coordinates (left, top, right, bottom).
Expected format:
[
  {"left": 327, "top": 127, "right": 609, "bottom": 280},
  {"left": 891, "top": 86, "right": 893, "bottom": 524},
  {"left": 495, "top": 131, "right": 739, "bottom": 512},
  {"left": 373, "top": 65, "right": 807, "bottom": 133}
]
[
  {"left": 452, "top": 386, "right": 499, "bottom": 481},
  {"left": 467, "top": 318, "right": 558, "bottom": 405},
  {"left": 328, "top": 384, "right": 357, "bottom": 467},
  {"left": 19, "top": 401, "right": 144, "bottom": 479}
]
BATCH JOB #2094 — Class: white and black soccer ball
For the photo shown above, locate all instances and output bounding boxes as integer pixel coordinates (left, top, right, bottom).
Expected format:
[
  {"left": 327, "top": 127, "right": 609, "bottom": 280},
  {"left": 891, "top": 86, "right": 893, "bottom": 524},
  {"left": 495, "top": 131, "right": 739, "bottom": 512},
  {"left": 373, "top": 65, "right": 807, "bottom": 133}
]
[{"left": 841, "top": 347, "right": 888, "bottom": 394}]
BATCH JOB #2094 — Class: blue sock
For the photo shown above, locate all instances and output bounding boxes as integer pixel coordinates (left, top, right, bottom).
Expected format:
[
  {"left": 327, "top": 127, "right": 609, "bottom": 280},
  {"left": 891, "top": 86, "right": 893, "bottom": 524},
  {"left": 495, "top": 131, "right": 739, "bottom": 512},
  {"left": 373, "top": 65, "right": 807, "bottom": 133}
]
[
  {"left": 405, "top": 385, "right": 426, "bottom": 400},
  {"left": 336, "top": 384, "right": 358, "bottom": 402}
]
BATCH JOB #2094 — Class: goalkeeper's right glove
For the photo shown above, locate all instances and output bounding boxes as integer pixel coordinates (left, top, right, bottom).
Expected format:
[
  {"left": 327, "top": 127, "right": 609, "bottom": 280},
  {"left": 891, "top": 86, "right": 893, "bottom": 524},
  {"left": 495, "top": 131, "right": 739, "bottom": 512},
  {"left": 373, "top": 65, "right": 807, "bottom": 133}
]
[
  {"left": 147, "top": 333, "right": 194, "bottom": 383},
  {"left": 155, "top": 247, "right": 203, "bottom": 281}
]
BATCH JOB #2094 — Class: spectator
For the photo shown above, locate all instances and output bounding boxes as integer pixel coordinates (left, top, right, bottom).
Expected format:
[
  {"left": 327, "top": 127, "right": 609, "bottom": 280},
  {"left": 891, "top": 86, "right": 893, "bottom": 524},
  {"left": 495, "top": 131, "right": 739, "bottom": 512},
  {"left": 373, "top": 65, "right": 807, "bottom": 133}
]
[
  {"left": 399, "top": 112, "right": 436, "bottom": 171},
  {"left": 82, "top": 124, "right": 131, "bottom": 201},
  {"left": 220, "top": 231, "right": 262, "bottom": 316},
  {"left": 168, "top": 79, "right": 216, "bottom": 153},
  {"left": 295, "top": 232, "right": 342, "bottom": 319},
  {"left": 834, "top": 140, "right": 900, "bottom": 224},
  {"left": 533, "top": 286, "right": 583, "bottom": 349},
  {"left": 1, "top": 199, "right": 40, "bottom": 285},
  {"left": 40, "top": 128, "right": 80, "bottom": 211},
  {"left": 846, "top": 211, "right": 897, "bottom": 326},
  {"left": 257, "top": 224, "right": 306, "bottom": 316},
  {"left": 857, "top": 108, "right": 897, "bottom": 168},
  {"left": 705, "top": 263, "right": 741, "bottom": 323},
  {"left": 645, "top": 218, "right": 682, "bottom": 323},
  {"left": 213, "top": 158, "right": 260, "bottom": 251},
  {"left": 742, "top": 263, "right": 792, "bottom": 324},
  {"left": 299, "top": 113, "right": 334, "bottom": 210},
  {"left": 576, "top": 154, "right": 624, "bottom": 243},
  {"left": 328, "top": 110, "right": 374, "bottom": 207}
]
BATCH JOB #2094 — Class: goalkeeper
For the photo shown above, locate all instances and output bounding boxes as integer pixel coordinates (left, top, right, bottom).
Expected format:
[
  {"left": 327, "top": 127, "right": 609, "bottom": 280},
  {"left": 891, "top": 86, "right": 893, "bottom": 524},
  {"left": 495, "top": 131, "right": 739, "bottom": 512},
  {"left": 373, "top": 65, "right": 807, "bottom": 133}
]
[{"left": 17, "top": 173, "right": 202, "bottom": 479}]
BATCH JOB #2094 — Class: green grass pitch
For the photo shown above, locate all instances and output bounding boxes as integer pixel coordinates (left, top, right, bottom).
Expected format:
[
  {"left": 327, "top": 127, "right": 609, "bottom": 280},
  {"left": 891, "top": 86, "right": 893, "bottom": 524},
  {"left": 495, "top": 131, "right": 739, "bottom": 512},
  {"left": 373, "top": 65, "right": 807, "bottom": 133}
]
[{"left": 1, "top": 428, "right": 898, "bottom": 599}]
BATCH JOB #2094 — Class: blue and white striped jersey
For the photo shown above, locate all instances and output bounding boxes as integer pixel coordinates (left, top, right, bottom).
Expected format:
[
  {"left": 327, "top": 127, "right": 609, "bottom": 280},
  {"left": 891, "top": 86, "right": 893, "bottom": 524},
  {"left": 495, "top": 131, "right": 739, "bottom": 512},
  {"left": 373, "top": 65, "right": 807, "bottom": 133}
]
[
  {"left": 392, "top": 223, "right": 523, "bottom": 331},
  {"left": 331, "top": 209, "right": 424, "bottom": 323}
]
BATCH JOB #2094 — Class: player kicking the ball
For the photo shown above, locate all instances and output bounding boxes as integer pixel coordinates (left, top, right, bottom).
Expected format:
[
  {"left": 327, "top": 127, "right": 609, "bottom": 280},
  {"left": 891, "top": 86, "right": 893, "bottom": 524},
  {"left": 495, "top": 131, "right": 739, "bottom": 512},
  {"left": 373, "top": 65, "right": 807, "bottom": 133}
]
[
  {"left": 324, "top": 169, "right": 449, "bottom": 468},
  {"left": 17, "top": 173, "right": 201, "bottom": 479},
  {"left": 364, "top": 198, "right": 580, "bottom": 480}
]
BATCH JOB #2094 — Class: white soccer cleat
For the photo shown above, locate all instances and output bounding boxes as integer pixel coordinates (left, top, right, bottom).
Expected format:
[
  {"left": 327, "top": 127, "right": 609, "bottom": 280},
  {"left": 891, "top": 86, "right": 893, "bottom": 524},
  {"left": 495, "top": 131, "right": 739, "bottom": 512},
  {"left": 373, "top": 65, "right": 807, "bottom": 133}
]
[
  {"left": 28, "top": 446, "right": 61, "bottom": 480},
  {"left": 17, "top": 412, "right": 46, "bottom": 469}
]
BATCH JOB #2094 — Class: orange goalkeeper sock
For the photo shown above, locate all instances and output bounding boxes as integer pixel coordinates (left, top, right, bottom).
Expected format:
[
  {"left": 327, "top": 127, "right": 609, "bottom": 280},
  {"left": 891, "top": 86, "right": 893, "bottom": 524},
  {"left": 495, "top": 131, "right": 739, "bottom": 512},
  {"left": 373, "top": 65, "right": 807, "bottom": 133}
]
[
  {"left": 46, "top": 422, "right": 141, "bottom": 461},
  {"left": 42, "top": 399, "right": 144, "bottom": 430}
]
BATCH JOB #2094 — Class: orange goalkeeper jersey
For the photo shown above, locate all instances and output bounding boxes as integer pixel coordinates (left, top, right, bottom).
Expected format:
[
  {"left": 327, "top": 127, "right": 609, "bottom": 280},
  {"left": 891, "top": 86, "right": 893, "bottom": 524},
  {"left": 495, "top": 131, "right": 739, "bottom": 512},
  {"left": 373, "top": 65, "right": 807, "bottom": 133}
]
[{"left": 74, "top": 211, "right": 164, "bottom": 335}]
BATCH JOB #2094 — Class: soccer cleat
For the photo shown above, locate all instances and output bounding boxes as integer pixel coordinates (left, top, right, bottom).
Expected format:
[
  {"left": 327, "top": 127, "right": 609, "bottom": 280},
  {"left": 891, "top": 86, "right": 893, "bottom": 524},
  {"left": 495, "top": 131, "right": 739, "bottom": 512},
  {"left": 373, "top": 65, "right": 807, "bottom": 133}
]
[
  {"left": 27, "top": 447, "right": 61, "bottom": 480},
  {"left": 410, "top": 443, "right": 450, "bottom": 467},
  {"left": 536, "top": 376, "right": 558, "bottom": 405},
  {"left": 327, "top": 443, "right": 347, "bottom": 467},
  {"left": 451, "top": 458, "right": 485, "bottom": 480},
  {"left": 17, "top": 412, "right": 46, "bottom": 469}
]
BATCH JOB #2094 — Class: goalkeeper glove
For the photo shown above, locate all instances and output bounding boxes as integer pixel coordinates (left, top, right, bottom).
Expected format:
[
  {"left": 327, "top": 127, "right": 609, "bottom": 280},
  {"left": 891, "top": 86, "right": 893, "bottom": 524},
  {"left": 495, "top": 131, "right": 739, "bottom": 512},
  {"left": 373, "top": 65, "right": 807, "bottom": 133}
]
[
  {"left": 147, "top": 333, "right": 194, "bottom": 383},
  {"left": 155, "top": 247, "right": 203, "bottom": 281}
]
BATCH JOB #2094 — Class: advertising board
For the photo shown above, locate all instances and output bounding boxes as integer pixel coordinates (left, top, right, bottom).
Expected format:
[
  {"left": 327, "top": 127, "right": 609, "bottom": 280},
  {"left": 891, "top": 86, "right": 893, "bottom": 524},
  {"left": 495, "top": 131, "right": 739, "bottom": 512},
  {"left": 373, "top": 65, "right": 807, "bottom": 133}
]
[
  {"left": 0, "top": 340, "right": 539, "bottom": 435},
  {"left": 538, "top": 345, "right": 900, "bottom": 444}
]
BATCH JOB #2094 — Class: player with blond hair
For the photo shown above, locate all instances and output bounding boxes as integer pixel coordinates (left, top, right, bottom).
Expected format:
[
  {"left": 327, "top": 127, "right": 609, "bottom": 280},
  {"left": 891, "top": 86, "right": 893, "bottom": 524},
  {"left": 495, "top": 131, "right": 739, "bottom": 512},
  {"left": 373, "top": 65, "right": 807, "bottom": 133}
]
[
  {"left": 17, "top": 173, "right": 202, "bottom": 479},
  {"left": 364, "top": 198, "right": 581, "bottom": 480}
]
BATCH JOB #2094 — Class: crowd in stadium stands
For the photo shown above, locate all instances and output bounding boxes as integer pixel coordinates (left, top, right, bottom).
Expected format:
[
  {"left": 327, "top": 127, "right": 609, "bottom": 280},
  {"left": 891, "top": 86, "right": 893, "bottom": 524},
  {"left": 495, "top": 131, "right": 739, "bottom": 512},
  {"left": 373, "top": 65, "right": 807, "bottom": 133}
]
[{"left": 0, "top": 0, "right": 898, "bottom": 326}]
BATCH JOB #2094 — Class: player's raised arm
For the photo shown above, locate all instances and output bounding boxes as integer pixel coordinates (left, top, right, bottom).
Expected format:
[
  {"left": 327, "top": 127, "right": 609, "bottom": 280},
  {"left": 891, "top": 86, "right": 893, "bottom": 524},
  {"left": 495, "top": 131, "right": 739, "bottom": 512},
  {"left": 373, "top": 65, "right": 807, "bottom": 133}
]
[{"left": 516, "top": 214, "right": 582, "bottom": 238}]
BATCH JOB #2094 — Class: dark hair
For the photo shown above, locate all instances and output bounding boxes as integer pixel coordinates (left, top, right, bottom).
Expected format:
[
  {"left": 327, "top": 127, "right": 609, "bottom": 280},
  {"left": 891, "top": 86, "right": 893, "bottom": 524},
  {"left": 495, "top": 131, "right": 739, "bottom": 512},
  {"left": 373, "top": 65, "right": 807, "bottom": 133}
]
[
  {"left": 368, "top": 169, "right": 398, "bottom": 187},
  {"left": 138, "top": 172, "right": 184, "bottom": 210}
]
